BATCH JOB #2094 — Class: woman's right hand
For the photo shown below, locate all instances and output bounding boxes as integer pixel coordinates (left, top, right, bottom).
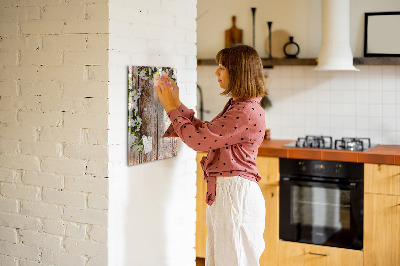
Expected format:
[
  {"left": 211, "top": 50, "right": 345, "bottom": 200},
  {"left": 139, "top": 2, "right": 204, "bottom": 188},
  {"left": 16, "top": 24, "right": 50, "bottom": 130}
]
[{"left": 162, "top": 74, "right": 181, "bottom": 109}]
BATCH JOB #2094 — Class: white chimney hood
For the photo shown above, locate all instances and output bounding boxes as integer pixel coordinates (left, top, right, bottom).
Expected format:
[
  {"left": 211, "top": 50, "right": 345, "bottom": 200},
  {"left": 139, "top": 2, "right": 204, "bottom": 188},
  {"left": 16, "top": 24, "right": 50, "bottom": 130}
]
[{"left": 314, "top": 0, "right": 359, "bottom": 71}]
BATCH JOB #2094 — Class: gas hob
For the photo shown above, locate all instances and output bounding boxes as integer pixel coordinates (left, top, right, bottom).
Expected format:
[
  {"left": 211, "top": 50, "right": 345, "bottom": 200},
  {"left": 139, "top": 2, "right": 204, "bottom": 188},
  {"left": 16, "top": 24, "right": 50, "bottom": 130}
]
[{"left": 283, "top": 135, "right": 376, "bottom": 152}]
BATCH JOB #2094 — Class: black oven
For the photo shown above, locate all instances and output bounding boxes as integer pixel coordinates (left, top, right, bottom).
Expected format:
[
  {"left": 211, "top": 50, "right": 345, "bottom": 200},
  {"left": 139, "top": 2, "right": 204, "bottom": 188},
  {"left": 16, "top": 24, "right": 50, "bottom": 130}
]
[{"left": 279, "top": 158, "right": 364, "bottom": 250}]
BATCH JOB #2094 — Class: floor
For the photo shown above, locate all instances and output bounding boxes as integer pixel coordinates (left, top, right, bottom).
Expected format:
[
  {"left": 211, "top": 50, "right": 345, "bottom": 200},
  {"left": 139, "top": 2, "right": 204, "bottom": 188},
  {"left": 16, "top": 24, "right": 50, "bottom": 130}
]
[{"left": 196, "top": 257, "right": 205, "bottom": 266}]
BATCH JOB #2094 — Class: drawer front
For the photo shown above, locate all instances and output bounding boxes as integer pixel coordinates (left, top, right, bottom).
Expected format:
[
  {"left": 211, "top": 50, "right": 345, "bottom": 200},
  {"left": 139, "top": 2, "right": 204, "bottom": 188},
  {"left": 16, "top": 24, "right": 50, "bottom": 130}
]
[
  {"left": 278, "top": 241, "right": 363, "bottom": 266},
  {"left": 365, "top": 164, "right": 400, "bottom": 196}
]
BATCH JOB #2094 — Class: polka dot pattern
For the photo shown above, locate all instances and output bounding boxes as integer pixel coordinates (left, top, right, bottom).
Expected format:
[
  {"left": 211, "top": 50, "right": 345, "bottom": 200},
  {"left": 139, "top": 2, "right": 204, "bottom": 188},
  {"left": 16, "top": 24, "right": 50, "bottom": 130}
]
[{"left": 163, "top": 98, "right": 266, "bottom": 206}]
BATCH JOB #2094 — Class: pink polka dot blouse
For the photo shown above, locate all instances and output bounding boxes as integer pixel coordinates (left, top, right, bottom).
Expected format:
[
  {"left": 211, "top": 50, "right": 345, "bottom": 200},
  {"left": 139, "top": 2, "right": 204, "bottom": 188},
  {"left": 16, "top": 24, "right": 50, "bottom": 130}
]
[{"left": 163, "top": 97, "right": 266, "bottom": 206}]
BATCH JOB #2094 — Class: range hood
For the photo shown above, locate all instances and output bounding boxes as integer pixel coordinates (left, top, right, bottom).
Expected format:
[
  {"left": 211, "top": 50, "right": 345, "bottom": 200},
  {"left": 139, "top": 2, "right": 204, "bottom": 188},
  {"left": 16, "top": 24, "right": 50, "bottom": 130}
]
[{"left": 314, "top": 0, "right": 359, "bottom": 71}]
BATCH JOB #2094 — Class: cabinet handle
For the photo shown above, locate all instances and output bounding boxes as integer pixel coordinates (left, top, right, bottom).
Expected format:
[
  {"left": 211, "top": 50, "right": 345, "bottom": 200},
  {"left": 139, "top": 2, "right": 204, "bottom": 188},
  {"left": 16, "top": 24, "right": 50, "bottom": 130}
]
[{"left": 309, "top": 252, "right": 329, "bottom": 257}]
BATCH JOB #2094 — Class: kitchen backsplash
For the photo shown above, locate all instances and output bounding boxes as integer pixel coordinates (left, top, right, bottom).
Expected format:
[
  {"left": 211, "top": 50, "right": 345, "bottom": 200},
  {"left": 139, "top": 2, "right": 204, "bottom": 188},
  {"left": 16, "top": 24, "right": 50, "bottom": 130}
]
[{"left": 197, "top": 65, "right": 400, "bottom": 145}]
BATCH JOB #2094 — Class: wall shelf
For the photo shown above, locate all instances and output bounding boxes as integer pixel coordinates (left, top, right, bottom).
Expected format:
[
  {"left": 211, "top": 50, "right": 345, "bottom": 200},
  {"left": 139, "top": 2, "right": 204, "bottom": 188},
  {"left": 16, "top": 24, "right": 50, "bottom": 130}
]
[{"left": 197, "top": 57, "right": 400, "bottom": 68}]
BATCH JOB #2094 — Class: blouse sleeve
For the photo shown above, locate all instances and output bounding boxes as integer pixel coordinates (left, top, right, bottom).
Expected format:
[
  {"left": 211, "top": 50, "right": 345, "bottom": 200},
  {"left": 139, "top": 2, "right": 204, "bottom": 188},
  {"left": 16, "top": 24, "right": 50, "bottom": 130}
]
[
  {"left": 163, "top": 103, "right": 204, "bottom": 137},
  {"left": 166, "top": 106, "right": 252, "bottom": 152}
]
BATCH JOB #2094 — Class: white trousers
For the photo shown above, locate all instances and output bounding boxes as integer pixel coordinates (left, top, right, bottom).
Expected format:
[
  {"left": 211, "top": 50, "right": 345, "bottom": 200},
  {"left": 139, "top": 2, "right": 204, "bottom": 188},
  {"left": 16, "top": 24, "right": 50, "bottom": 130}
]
[{"left": 205, "top": 176, "right": 266, "bottom": 266}]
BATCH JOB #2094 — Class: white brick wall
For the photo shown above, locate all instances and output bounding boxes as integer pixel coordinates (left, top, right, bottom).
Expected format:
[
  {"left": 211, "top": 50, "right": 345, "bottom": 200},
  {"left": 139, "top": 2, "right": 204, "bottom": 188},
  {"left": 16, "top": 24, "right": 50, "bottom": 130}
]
[
  {"left": 0, "top": 1, "right": 109, "bottom": 265},
  {"left": 108, "top": 0, "right": 197, "bottom": 265}
]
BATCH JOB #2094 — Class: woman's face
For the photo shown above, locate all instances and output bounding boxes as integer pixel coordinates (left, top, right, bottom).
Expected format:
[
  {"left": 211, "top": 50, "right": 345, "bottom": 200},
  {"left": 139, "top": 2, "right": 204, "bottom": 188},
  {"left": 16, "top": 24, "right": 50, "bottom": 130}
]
[{"left": 215, "top": 64, "right": 229, "bottom": 89}]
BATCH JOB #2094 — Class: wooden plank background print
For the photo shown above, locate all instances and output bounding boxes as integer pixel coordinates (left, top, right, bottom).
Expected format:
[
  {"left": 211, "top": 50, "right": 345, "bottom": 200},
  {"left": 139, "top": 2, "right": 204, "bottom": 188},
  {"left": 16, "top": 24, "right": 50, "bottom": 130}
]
[{"left": 128, "top": 66, "right": 178, "bottom": 166}]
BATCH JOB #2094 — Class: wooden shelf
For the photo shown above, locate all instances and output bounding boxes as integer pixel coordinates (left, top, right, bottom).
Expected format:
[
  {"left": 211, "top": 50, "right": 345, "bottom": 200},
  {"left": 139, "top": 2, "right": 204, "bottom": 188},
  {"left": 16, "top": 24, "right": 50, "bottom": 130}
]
[
  {"left": 197, "top": 57, "right": 400, "bottom": 68},
  {"left": 353, "top": 57, "right": 400, "bottom": 65}
]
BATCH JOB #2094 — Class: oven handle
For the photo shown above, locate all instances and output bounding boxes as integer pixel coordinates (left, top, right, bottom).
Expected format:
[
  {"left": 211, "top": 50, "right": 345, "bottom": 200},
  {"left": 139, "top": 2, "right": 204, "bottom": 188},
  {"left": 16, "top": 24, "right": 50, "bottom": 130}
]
[{"left": 281, "top": 177, "right": 358, "bottom": 188}]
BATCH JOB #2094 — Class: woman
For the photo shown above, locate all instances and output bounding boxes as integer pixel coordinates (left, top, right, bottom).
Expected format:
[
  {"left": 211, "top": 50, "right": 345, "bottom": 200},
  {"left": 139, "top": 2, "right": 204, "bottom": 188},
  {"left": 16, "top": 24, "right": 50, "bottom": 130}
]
[{"left": 155, "top": 45, "right": 267, "bottom": 266}]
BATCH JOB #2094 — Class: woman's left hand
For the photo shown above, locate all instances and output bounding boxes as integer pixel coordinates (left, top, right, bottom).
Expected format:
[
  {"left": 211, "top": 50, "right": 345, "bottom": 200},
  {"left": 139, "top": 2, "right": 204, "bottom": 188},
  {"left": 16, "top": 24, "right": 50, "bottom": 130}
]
[{"left": 154, "top": 79, "right": 176, "bottom": 113}]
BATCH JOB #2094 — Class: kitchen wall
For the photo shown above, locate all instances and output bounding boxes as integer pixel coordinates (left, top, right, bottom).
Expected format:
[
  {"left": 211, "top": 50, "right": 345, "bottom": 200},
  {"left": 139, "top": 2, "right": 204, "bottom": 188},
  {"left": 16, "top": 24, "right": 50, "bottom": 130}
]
[
  {"left": 108, "top": 0, "right": 198, "bottom": 266},
  {"left": 0, "top": 1, "right": 109, "bottom": 265},
  {"left": 0, "top": 0, "right": 197, "bottom": 265},
  {"left": 197, "top": 0, "right": 400, "bottom": 145}
]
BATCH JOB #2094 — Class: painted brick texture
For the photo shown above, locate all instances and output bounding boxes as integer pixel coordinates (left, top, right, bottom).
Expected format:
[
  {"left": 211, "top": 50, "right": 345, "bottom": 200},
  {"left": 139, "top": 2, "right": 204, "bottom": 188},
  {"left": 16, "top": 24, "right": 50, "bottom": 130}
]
[
  {"left": 108, "top": 0, "right": 198, "bottom": 265},
  {"left": 0, "top": 1, "right": 109, "bottom": 265}
]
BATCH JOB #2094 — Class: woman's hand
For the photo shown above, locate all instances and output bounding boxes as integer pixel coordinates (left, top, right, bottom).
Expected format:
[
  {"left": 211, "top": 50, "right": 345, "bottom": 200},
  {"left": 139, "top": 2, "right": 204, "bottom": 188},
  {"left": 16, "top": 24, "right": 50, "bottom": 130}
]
[
  {"left": 161, "top": 74, "right": 181, "bottom": 108},
  {"left": 154, "top": 78, "right": 176, "bottom": 113}
]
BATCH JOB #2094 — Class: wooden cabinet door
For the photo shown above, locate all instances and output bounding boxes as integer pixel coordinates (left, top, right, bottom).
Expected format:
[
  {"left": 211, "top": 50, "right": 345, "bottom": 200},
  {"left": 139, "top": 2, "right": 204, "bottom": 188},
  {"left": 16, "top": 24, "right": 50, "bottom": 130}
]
[
  {"left": 196, "top": 152, "right": 208, "bottom": 258},
  {"left": 256, "top": 156, "right": 279, "bottom": 186},
  {"left": 259, "top": 185, "right": 279, "bottom": 266},
  {"left": 364, "top": 193, "right": 400, "bottom": 266},
  {"left": 365, "top": 164, "right": 400, "bottom": 196},
  {"left": 278, "top": 241, "right": 363, "bottom": 266}
]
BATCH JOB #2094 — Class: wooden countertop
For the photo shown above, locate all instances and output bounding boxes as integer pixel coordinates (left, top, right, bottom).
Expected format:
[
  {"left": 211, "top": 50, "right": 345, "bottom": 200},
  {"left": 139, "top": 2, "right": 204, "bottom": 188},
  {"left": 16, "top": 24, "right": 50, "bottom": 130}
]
[{"left": 258, "top": 139, "right": 400, "bottom": 165}]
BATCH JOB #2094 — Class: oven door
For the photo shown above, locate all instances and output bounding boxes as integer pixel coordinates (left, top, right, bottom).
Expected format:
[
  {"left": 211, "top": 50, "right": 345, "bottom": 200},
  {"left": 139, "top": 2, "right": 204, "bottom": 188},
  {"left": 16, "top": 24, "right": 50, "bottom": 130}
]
[{"left": 279, "top": 177, "right": 363, "bottom": 250}]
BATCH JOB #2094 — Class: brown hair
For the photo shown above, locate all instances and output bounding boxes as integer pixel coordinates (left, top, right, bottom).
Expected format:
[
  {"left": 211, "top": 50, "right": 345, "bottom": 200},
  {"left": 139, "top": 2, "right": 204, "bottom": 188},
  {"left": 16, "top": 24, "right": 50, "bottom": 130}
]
[{"left": 215, "top": 45, "right": 267, "bottom": 99}]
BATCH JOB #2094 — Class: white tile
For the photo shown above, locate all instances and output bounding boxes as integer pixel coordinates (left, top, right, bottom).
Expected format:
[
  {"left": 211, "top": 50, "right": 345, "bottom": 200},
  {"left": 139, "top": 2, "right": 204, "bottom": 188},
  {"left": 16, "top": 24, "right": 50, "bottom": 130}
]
[
  {"left": 330, "top": 116, "right": 343, "bottom": 128},
  {"left": 355, "top": 90, "right": 368, "bottom": 104},
  {"left": 383, "top": 117, "right": 397, "bottom": 131},
  {"left": 369, "top": 117, "right": 383, "bottom": 130},
  {"left": 292, "top": 67, "right": 306, "bottom": 77},
  {"left": 304, "top": 102, "right": 318, "bottom": 115},
  {"left": 342, "top": 116, "right": 356, "bottom": 129},
  {"left": 317, "top": 89, "right": 330, "bottom": 103},
  {"left": 292, "top": 127, "right": 306, "bottom": 137},
  {"left": 382, "top": 104, "right": 396, "bottom": 118},
  {"left": 280, "top": 77, "right": 292, "bottom": 89},
  {"left": 317, "top": 102, "right": 330, "bottom": 115},
  {"left": 305, "top": 115, "right": 317, "bottom": 129},
  {"left": 342, "top": 128, "right": 356, "bottom": 137},
  {"left": 368, "top": 75, "right": 383, "bottom": 91},
  {"left": 280, "top": 126, "right": 294, "bottom": 138},
  {"left": 292, "top": 77, "right": 305, "bottom": 90},
  {"left": 355, "top": 67, "right": 369, "bottom": 90},
  {"left": 382, "top": 91, "right": 396, "bottom": 104},
  {"left": 293, "top": 92, "right": 305, "bottom": 103},
  {"left": 279, "top": 66, "right": 293, "bottom": 77},
  {"left": 368, "top": 104, "right": 383, "bottom": 118},
  {"left": 382, "top": 66, "right": 396, "bottom": 77},
  {"left": 292, "top": 102, "right": 305, "bottom": 114},
  {"left": 317, "top": 77, "right": 330, "bottom": 90},
  {"left": 355, "top": 129, "right": 369, "bottom": 139},
  {"left": 368, "top": 91, "right": 382, "bottom": 104},
  {"left": 330, "top": 103, "right": 342, "bottom": 116},
  {"left": 355, "top": 104, "right": 369, "bottom": 117},
  {"left": 317, "top": 115, "right": 330, "bottom": 128},
  {"left": 382, "top": 77, "right": 396, "bottom": 91},
  {"left": 304, "top": 88, "right": 318, "bottom": 103},
  {"left": 329, "top": 75, "right": 342, "bottom": 90},
  {"left": 369, "top": 130, "right": 383, "bottom": 144},
  {"left": 305, "top": 77, "right": 317, "bottom": 88},
  {"left": 330, "top": 128, "right": 343, "bottom": 138},
  {"left": 329, "top": 88, "right": 343, "bottom": 103},
  {"left": 355, "top": 117, "right": 369, "bottom": 130},
  {"left": 369, "top": 65, "right": 382, "bottom": 77},
  {"left": 342, "top": 103, "right": 355, "bottom": 116},
  {"left": 317, "top": 127, "right": 331, "bottom": 136},
  {"left": 397, "top": 131, "right": 400, "bottom": 145},
  {"left": 342, "top": 90, "right": 355, "bottom": 104},
  {"left": 293, "top": 114, "right": 305, "bottom": 127},
  {"left": 382, "top": 131, "right": 397, "bottom": 144},
  {"left": 280, "top": 114, "right": 293, "bottom": 127}
]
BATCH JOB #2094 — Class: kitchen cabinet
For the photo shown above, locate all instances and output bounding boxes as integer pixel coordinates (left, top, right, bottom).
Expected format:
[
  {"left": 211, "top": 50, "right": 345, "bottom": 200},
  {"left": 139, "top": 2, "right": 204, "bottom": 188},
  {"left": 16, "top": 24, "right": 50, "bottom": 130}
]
[
  {"left": 196, "top": 152, "right": 208, "bottom": 258},
  {"left": 364, "top": 163, "right": 400, "bottom": 196},
  {"left": 259, "top": 184, "right": 279, "bottom": 266},
  {"left": 364, "top": 163, "right": 400, "bottom": 266},
  {"left": 278, "top": 241, "right": 363, "bottom": 266},
  {"left": 195, "top": 154, "right": 280, "bottom": 265}
]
